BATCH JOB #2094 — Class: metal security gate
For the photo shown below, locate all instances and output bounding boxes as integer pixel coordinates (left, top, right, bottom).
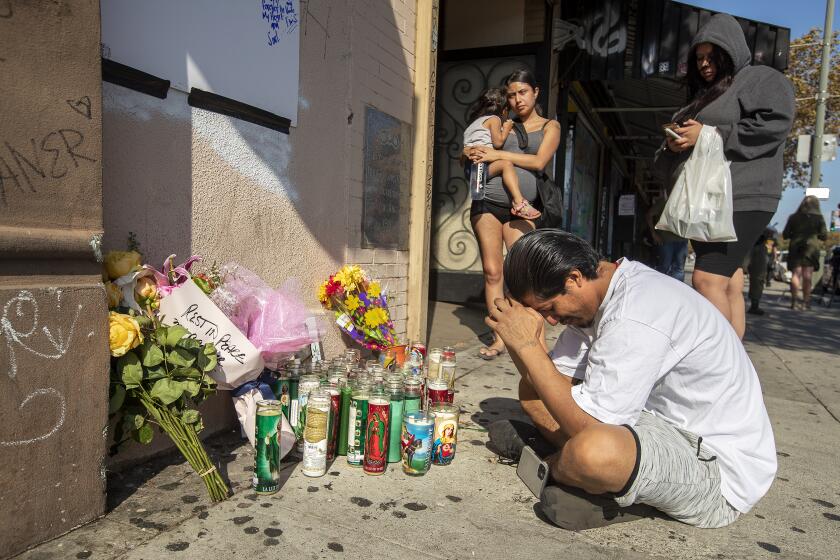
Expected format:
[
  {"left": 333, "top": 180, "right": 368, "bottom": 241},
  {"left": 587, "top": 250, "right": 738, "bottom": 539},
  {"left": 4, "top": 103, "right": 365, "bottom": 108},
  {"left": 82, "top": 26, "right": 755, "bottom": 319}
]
[{"left": 430, "top": 53, "right": 537, "bottom": 303}]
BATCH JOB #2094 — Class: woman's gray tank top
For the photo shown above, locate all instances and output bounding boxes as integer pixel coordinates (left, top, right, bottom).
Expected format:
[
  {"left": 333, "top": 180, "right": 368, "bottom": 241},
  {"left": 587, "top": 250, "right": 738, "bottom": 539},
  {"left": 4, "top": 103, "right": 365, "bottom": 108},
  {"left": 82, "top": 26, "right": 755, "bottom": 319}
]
[{"left": 484, "top": 128, "right": 550, "bottom": 206}]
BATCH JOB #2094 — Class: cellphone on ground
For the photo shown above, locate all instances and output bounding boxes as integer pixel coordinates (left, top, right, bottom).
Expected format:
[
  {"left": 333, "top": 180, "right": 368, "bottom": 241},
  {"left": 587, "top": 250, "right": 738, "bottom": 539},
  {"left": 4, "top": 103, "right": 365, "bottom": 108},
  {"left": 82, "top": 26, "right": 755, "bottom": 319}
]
[
  {"left": 517, "top": 445, "right": 550, "bottom": 498},
  {"left": 663, "top": 124, "right": 681, "bottom": 140}
]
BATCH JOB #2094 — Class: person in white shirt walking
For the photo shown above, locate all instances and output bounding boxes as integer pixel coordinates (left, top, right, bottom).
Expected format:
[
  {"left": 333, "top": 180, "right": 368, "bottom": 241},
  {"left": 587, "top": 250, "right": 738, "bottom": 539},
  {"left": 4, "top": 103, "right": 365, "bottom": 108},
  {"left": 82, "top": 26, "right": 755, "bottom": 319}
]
[{"left": 487, "top": 229, "right": 776, "bottom": 530}]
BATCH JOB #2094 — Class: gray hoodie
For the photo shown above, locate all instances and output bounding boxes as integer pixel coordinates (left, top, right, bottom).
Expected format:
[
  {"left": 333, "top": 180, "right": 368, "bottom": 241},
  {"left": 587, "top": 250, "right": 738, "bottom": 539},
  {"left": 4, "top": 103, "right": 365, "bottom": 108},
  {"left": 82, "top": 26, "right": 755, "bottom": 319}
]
[{"left": 654, "top": 14, "right": 795, "bottom": 214}]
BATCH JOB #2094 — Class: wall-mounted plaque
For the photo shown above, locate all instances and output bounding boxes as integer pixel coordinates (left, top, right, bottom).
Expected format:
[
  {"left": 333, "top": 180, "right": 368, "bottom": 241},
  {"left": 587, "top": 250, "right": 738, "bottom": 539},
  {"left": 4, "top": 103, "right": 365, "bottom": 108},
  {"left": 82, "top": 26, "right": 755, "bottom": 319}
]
[{"left": 362, "top": 106, "right": 411, "bottom": 249}]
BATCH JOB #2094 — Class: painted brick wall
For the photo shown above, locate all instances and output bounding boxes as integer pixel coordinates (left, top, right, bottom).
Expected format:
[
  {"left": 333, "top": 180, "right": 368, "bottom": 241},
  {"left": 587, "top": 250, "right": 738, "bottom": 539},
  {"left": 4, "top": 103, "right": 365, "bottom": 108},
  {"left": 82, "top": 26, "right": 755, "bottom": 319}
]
[{"left": 345, "top": 0, "right": 417, "bottom": 341}]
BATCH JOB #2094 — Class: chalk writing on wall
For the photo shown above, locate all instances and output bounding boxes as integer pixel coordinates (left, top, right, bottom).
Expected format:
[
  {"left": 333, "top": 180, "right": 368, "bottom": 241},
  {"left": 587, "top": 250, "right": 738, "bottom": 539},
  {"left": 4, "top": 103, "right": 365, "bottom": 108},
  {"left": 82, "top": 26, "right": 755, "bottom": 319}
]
[
  {"left": 362, "top": 106, "right": 410, "bottom": 249},
  {"left": 261, "top": 0, "right": 299, "bottom": 46},
  {"left": 0, "top": 290, "right": 80, "bottom": 447}
]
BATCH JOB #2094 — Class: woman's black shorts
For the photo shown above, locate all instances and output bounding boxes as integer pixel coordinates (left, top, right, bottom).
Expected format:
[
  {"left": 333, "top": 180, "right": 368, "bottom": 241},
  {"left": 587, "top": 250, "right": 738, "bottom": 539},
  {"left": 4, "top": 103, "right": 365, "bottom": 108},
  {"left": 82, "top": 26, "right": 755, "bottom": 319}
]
[
  {"left": 470, "top": 198, "right": 515, "bottom": 224},
  {"left": 693, "top": 211, "right": 774, "bottom": 277}
]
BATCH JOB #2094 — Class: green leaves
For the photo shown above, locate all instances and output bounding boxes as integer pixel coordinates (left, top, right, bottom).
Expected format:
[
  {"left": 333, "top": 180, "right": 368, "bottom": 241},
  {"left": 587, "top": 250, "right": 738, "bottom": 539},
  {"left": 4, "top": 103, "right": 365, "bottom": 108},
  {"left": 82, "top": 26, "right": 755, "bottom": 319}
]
[
  {"left": 164, "top": 324, "right": 190, "bottom": 347},
  {"left": 151, "top": 378, "right": 186, "bottom": 405},
  {"left": 110, "top": 318, "right": 221, "bottom": 460},
  {"left": 140, "top": 341, "right": 164, "bottom": 367},
  {"left": 125, "top": 413, "right": 145, "bottom": 430},
  {"left": 109, "top": 384, "right": 126, "bottom": 414},
  {"left": 149, "top": 378, "right": 202, "bottom": 405},
  {"left": 167, "top": 347, "right": 196, "bottom": 368},
  {"left": 133, "top": 423, "right": 154, "bottom": 444},
  {"left": 182, "top": 380, "right": 201, "bottom": 398},
  {"left": 172, "top": 366, "right": 202, "bottom": 379},
  {"left": 118, "top": 353, "right": 143, "bottom": 388},
  {"left": 176, "top": 335, "right": 201, "bottom": 351},
  {"left": 196, "top": 343, "right": 218, "bottom": 373}
]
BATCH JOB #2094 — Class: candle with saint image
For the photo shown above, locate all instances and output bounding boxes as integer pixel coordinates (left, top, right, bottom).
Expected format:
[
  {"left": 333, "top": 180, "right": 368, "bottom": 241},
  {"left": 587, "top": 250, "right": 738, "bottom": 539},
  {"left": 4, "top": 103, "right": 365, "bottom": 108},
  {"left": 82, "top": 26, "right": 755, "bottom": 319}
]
[
  {"left": 346, "top": 381, "right": 371, "bottom": 467},
  {"left": 363, "top": 389, "right": 390, "bottom": 475},
  {"left": 430, "top": 403, "right": 459, "bottom": 466}
]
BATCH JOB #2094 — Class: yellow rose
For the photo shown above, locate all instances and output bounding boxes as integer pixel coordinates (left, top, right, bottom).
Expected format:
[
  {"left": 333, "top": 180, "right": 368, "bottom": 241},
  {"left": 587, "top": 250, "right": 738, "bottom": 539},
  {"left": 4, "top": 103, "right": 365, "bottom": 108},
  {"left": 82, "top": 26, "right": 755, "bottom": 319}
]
[
  {"left": 104, "top": 251, "right": 142, "bottom": 280},
  {"left": 135, "top": 277, "right": 158, "bottom": 304},
  {"left": 109, "top": 311, "right": 143, "bottom": 357},
  {"left": 104, "top": 281, "right": 122, "bottom": 308}
]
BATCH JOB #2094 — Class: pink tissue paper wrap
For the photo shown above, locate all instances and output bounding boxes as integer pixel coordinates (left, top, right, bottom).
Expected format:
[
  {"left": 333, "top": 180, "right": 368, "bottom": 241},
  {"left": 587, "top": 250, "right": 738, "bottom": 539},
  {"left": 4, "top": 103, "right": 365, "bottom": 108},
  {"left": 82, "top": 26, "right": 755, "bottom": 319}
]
[{"left": 211, "top": 263, "right": 319, "bottom": 358}]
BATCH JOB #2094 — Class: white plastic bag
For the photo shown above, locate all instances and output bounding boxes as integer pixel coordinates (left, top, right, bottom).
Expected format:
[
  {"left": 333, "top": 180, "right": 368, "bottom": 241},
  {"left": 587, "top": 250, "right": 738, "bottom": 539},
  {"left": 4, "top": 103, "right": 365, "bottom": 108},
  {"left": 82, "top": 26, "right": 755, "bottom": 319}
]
[
  {"left": 233, "top": 385, "right": 296, "bottom": 452},
  {"left": 656, "top": 125, "right": 737, "bottom": 242}
]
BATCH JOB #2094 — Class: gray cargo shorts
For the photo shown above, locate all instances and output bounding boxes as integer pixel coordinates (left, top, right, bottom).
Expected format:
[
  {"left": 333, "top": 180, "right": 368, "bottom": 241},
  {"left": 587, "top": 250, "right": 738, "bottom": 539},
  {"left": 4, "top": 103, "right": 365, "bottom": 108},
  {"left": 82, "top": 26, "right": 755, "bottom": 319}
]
[{"left": 613, "top": 411, "right": 741, "bottom": 528}]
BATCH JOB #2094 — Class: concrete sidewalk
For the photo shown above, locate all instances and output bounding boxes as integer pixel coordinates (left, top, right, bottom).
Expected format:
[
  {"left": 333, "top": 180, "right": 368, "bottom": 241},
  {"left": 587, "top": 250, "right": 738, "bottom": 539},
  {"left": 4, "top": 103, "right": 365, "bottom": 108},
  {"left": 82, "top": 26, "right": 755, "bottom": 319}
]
[{"left": 15, "top": 287, "right": 840, "bottom": 559}]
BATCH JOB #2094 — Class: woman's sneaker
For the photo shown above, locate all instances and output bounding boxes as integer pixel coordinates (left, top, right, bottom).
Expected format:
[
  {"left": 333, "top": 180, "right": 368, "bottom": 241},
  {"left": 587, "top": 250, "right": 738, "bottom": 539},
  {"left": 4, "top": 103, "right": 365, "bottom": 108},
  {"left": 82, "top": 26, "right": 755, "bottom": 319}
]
[{"left": 487, "top": 419, "right": 555, "bottom": 461}]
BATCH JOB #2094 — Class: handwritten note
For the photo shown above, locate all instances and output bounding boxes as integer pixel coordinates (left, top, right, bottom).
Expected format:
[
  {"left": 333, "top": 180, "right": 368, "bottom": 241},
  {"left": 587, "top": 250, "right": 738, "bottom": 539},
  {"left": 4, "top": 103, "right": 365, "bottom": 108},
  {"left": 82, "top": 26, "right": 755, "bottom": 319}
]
[
  {"left": 261, "top": 0, "right": 299, "bottom": 46},
  {"left": 159, "top": 280, "right": 264, "bottom": 390}
]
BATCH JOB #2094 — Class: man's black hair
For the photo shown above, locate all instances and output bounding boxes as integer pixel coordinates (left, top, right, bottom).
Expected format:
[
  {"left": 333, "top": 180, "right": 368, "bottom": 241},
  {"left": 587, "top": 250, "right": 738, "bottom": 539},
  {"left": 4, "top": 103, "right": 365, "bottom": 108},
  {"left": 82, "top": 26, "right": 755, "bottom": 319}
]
[{"left": 504, "top": 229, "right": 600, "bottom": 301}]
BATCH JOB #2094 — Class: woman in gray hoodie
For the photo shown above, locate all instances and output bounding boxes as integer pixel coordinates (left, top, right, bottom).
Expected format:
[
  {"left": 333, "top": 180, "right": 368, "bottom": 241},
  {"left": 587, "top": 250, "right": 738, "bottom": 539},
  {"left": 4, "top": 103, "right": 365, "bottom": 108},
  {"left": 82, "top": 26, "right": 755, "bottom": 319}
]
[{"left": 655, "top": 14, "right": 795, "bottom": 339}]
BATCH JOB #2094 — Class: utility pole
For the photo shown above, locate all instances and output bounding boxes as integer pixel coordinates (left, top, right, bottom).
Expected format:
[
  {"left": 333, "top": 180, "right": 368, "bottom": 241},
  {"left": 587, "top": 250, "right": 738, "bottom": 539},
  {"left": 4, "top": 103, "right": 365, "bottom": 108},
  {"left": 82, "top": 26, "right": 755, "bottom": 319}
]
[{"left": 810, "top": 0, "right": 836, "bottom": 188}]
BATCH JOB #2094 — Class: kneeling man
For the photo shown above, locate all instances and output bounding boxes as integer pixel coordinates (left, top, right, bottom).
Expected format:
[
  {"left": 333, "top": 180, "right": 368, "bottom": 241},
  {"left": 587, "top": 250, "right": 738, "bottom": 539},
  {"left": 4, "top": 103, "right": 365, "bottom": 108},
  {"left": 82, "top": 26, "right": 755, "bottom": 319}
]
[{"left": 487, "top": 230, "right": 775, "bottom": 529}]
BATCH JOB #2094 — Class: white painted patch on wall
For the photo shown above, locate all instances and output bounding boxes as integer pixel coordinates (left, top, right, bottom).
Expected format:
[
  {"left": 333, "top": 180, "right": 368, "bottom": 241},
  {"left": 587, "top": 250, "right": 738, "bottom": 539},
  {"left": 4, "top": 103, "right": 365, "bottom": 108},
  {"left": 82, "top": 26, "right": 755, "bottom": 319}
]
[
  {"left": 103, "top": 82, "right": 191, "bottom": 122},
  {"left": 299, "top": 96, "right": 310, "bottom": 110},
  {"left": 191, "top": 102, "right": 295, "bottom": 201},
  {"left": 103, "top": 80, "right": 296, "bottom": 200}
]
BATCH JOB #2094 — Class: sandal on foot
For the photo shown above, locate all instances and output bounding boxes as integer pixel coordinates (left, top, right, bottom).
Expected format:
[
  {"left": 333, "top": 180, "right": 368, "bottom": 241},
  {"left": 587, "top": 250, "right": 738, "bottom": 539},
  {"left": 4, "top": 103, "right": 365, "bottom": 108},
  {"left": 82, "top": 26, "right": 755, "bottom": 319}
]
[
  {"left": 478, "top": 346, "right": 507, "bottom": 360},
  {"left": 538, "top": 484, "right": 655, "bottom": 531},
  {"left": 512, "top": 200, "right": 542, "bottom": 220}
]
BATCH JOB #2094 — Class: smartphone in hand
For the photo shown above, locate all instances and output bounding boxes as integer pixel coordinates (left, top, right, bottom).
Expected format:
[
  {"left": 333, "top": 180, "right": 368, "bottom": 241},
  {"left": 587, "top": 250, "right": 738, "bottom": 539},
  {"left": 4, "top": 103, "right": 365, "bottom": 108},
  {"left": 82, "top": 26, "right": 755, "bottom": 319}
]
[
  {"left": 517, "top": 445, "right": 550, "bottom": 498},
  {"left": 663, "top": 123, "right": 681, "bottom": 140}
]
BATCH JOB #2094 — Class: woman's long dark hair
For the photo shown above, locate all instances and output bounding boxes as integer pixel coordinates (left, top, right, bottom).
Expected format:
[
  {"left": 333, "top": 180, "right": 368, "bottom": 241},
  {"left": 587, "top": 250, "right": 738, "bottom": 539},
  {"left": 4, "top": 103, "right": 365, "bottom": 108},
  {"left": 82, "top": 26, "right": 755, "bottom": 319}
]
[
  {"left": 467, "top": 87, "right": 508, "bottom": 124},
  {"left": 674, "top": 44, "right": 735, "bottom": 123},
  {"left": 504, "top": 69, "right": 543, "bottom": 117}
]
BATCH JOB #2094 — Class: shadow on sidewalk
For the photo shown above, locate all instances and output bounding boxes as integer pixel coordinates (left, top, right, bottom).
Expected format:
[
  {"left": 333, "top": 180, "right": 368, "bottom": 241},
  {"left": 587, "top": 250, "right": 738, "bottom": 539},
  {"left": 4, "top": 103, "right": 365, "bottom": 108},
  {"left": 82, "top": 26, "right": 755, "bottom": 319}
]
[
  {"left": 470, "top": 396, "right": 526, "bottom": 428},
  {"left": 107, "top": 430, "right": 245, "bottom": 514},
  {"left": 747, "top": 297, "right": 840, "bottom": 355},
  {"left": 426, "top": 300, "right": 495, "bottom": 348}
]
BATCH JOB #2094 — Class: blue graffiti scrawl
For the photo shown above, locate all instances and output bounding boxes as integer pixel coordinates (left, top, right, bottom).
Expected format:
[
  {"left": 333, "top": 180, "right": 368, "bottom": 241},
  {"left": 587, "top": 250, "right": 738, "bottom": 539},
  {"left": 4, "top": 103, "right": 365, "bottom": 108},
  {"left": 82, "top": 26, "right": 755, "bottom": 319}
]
[{"left": 262, "top": 0, "right": 299, "bottom": 45}]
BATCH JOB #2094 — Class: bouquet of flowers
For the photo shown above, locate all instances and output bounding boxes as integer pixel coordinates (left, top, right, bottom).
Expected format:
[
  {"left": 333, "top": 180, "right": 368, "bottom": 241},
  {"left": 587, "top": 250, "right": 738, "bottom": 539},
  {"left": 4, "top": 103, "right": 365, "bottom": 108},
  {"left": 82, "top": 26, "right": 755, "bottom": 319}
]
[
  {"left": 317, "top": 265, "right": 398, "bottom": 351},
  {"left": 105, "top": 245, "right": 229, "bottom": 502}
]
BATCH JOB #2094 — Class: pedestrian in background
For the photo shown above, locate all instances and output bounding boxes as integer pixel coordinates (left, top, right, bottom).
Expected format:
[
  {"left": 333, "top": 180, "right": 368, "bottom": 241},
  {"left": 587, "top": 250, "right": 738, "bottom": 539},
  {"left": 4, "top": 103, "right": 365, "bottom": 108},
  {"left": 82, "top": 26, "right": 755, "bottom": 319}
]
[
  {"left": 465, "top": 69, "right": 561, "bottom": 360},
  {"left": 646, "top": 188, "right": 688, "bottom": 282},
  {"left": 765, "top": 234, "right": 778, "bottom": 287},
  {"left": 654, "top": 14, "right": 795, "bottom": 339},
  {"left": 745, "top": 230, "right": 770, "bottom": 315},
  {"left": 783, "top": 195, "right": 828, "bottom": 310}
]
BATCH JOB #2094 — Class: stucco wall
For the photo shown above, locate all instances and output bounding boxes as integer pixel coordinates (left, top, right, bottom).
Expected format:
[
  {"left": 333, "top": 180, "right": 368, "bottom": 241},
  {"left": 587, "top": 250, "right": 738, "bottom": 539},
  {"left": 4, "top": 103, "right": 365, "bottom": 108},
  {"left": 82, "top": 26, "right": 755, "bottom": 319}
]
[{"left": 102, "top": 0, "right": 418, "bottom": 462}]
